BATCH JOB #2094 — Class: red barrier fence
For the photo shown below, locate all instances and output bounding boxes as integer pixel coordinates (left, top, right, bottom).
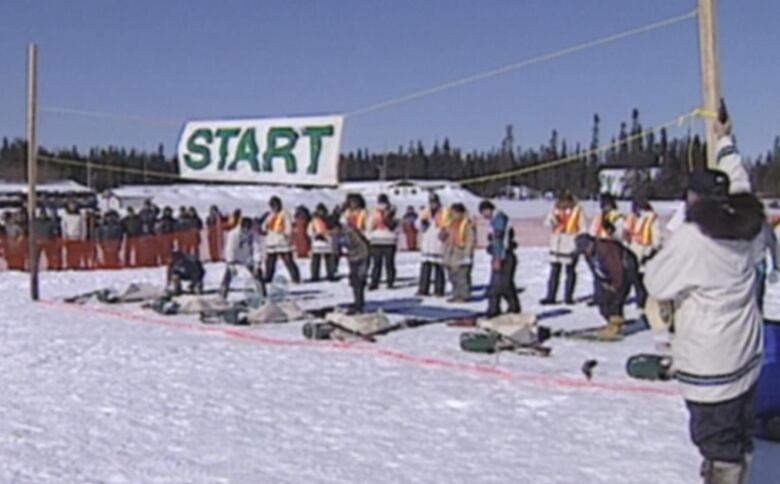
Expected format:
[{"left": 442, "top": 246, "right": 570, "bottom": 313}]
[{"left": 0, "top": 217, "right": 558, "bottom": 272}]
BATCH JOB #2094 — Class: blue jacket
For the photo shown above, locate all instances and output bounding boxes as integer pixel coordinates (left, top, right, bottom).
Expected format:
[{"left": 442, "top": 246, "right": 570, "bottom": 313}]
[{"left": 487, "top": 211, "right": 513, "bottom": 260}]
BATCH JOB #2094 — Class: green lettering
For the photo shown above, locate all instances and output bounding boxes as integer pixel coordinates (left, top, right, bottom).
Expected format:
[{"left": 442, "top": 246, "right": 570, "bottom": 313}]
[
  {"left": 215, "top": 128, "right": 241, "bottom": 170},
  {"left": 183, "top": 129, "right": 213, "bottom": 170},
  {"left": 263, "top": 127, "right": 299, "bottom": 173},
  {"left": 302, "top": 125, "right": 335, "bottom": 174},
  {"left": 229, "top": 128, "right": 260, "bottom": 172}
]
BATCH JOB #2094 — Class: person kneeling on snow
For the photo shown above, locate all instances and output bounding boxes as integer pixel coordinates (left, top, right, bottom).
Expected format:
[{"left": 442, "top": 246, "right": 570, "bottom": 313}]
[
  {"left": 167, "top": 250, "right": 205, "bottom": 295},
  {"left": 221, "top": 217, "right": 266, "bottom": 299},
  {"left": 575, "top": 233, "right": 639, "bottom": 339},
  {"left": 443, "top": 203, "right": 475, "bottom": 303},
  {"left": 644, "top": 119, "right": 765, "bottom": 483},
  {"left": 333, "top": 222, "right": 370, "bottom": 314}
]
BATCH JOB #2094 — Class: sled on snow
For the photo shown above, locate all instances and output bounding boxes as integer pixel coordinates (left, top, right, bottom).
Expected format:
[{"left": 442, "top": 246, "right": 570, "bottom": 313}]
[{"left": 459, "top": 313, "right": 552, "bottom": 357}]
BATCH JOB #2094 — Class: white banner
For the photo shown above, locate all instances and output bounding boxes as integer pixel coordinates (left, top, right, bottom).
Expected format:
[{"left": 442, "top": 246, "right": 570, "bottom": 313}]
[{"left": 177, "top": 115, "right": 343, "bottom": 186}]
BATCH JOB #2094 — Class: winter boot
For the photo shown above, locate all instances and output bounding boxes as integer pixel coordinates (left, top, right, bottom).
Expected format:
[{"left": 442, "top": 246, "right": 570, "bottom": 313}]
[
  {"left": 596, "top": 316, "right": 624, "bottom": 340},
  {"left": 701, "top": 459, "right": 745, "bottom": 484}
]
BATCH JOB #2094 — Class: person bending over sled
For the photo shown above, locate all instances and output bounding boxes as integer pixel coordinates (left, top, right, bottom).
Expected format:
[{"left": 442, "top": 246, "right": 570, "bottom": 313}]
[
  {"left": 575, "top": 233, "right": 640, "bottom": 339},
  {"left": 645, "top": 116, "right": 765, "bottom": 484},
  {"left": 333, "top": 222, "right": 370, "bottom": 314},
  {"left": 220, "top": 217, "right": 266, "bottom": 299},
  {"left": 479, "top": 200, "right": 520, "bottom": 317},
  {"left": 167, "top": 250, "right": 205, "bottom": 295}
]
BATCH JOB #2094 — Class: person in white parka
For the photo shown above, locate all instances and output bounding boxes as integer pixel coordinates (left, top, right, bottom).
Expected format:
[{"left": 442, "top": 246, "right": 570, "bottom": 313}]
[
  {"left": 263, "top": 196, "right": 301, "bottom": 284},
  {"left": 220, "top": 217, "right": 266, "bottom": 299},
  {"left": 416, "top": 193, "right": 450, "bottom": 297},
  {"left": 644, "top": 120, "right": 765, "bottom": 484}
]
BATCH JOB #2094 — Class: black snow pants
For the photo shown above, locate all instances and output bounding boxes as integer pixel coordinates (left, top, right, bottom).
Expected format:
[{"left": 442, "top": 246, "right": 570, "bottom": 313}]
[
  {"left": 418, "top": 261, "right": 445, "bottom": 296},
  {"left": 369, "top": 244, "right": 396, "bottom": 289},
  {"left": 265, "top": 252, "right": 301, "bottom": 284},
  {"left": 685, "top": 384, "right": 757, "bottom": 463},
  {"left": 486, "top": 252, "right": 521, "bottom": 318}
]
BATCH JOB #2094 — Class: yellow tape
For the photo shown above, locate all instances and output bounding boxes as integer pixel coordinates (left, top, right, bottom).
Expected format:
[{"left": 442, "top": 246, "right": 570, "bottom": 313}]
[
  {"left": 458, "top": 110, "right": 699, "bottom": 185},
  {"left": 38, "top": 155, "right": 182, "bottom": 181}
]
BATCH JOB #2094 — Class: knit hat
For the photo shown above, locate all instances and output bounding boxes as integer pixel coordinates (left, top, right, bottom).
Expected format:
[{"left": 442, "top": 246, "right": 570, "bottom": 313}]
[{"left": 688, "top": 169, "right": 730, "bottom": 198}]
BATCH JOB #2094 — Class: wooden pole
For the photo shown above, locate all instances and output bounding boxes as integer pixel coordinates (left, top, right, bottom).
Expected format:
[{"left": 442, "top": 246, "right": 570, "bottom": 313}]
[
  {"left": 698, "top": 0, "right": 721, "bottom": 168},
  {"left": 26, "top": 43, "right": 39, "bottom": 300}
]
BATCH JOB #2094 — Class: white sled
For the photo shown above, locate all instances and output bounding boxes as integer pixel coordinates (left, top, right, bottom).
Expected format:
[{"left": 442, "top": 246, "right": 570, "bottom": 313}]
[
  {"left": 325, "top": 310, "right": 392, "bottom": 336},
  {"left": 477, "top": 313, "right": 539, "bottom": 346}
]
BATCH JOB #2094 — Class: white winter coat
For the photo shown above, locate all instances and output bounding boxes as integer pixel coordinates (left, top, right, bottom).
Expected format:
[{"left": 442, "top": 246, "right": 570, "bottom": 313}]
[
  {"left": 544, "top": 205, "right": 585, "bottom": 265},
  {"left": 417, "top": 206, "right": 448, "bottom": 263},
  {"left": 307, "top": 217, "right": 335, "bottom": 255},
  {"left": 367, "top": 206, "right": 398, "bottom": 246},
  {"left": 628, "top": 210, "right": 662, "bottom": 269},
  {"left": 644, "top": 222, "right": 763, "bottom": 403},
  {"left": 224, "top": 226, "right": 263, "bottom": 266},
  {"left": 60, "top": 211, "right": 87, "bottom": 240}
]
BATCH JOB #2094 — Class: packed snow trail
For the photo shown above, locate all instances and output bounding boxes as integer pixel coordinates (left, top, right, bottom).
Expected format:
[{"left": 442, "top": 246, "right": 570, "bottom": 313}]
[{"left": 3, "top": 248, "right": 778, "bottom": 483}]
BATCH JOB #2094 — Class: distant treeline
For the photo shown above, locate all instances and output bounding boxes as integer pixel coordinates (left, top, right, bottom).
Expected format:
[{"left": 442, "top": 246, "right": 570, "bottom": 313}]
[{"left": 1, "top": 109, "right": 779, "bottom": 198}]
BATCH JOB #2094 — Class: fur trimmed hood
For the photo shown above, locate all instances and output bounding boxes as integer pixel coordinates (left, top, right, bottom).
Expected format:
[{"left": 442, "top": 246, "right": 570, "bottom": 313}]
[{"left": 686, "top": 193, "right": 765, "bottom": 241}]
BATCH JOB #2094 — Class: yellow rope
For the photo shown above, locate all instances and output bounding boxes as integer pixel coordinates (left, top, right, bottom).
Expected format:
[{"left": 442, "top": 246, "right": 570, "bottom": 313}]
[
  {"left": 38, "top": 154, "right": 182, "bottom": 181},
  {"left": 458, "top": 110, "right": 699, "bottom": 185},
  {"left": 38, "top": 109, "right": 705, "bottom": 185}
]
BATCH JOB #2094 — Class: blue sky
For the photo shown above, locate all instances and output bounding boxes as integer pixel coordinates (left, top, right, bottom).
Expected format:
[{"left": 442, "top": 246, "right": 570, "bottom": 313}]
[{"left": 0, "top": 0, "right": 777, "bottom": 159}]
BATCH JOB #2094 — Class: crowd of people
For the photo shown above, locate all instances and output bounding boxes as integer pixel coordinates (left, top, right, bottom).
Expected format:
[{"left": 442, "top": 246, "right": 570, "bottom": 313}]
[
  {"left": 3, "top": 113, "right": 780, "bottom": 483},
  {"left": 0, "top": 200, "right": 207, "bottom": 271}
]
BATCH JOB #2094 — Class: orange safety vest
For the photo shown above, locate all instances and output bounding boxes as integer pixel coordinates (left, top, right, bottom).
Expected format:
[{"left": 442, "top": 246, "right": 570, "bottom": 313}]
[
  {"left": 371, "top": 208, "right": 389, "bottom": 231},
  {"left": 435, "top": 207, "right": 451, "bottom": 229},
  {"left": 554, "top": 206, "right": 582, "bottom": 234},
  {"left": 633, "top": 213, "right": 657, "bottom": 246},
  {"left": 310, "top": 217, "right": 328, "bottom": 235},
  {"left": 450, "top": 217, "right": 472, "bottom": 248},
  {"left": 268, "top": 212, "right": 286, "bottom": 233},
  {"left": 624, "top": 213, "right": 637, "bottom": 242},
  {"left": 595, "top": 210, "right": 622, "bottom": 238},
  {"left": 347, "top": 209, "right": 367, "bottom": 231}
]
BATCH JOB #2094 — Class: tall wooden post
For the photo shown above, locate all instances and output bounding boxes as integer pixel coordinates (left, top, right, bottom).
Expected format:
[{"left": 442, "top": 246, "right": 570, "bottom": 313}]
[
  {"left": 26, "top": 44, "right": 39, "bottom": 301},
  {"left": 698, "top": 0, "right": 721, "bottom": 167}
]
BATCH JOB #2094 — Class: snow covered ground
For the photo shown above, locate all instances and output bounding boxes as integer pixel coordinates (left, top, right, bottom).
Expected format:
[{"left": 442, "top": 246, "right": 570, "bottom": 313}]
[{"left": 2, "top": 247, "right": 779, "bottom": 483}]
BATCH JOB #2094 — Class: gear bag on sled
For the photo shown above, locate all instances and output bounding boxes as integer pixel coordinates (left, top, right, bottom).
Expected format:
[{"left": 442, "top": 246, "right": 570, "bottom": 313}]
[
  {"left": 460, "top": 313, "right": 551, "bottom": 356},
  {"left": 303, "top": 310, "right": 392, "bottom": 341}
]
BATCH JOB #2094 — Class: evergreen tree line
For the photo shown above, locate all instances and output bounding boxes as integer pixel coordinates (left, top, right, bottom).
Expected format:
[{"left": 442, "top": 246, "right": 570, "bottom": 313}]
[{"left": 1, "top": 109, "right": 778, "bottom": 199}]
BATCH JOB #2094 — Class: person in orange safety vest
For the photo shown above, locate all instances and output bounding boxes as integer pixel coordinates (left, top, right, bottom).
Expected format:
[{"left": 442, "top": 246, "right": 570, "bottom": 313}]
[{"left": 541, "top": 192, "right": 585, "bottom": 305}]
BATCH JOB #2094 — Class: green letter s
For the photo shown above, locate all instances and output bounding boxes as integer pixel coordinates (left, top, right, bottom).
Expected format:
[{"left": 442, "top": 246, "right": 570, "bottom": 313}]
[{"left": 183, "top": 128, "right": 213, "bottom": 170}]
